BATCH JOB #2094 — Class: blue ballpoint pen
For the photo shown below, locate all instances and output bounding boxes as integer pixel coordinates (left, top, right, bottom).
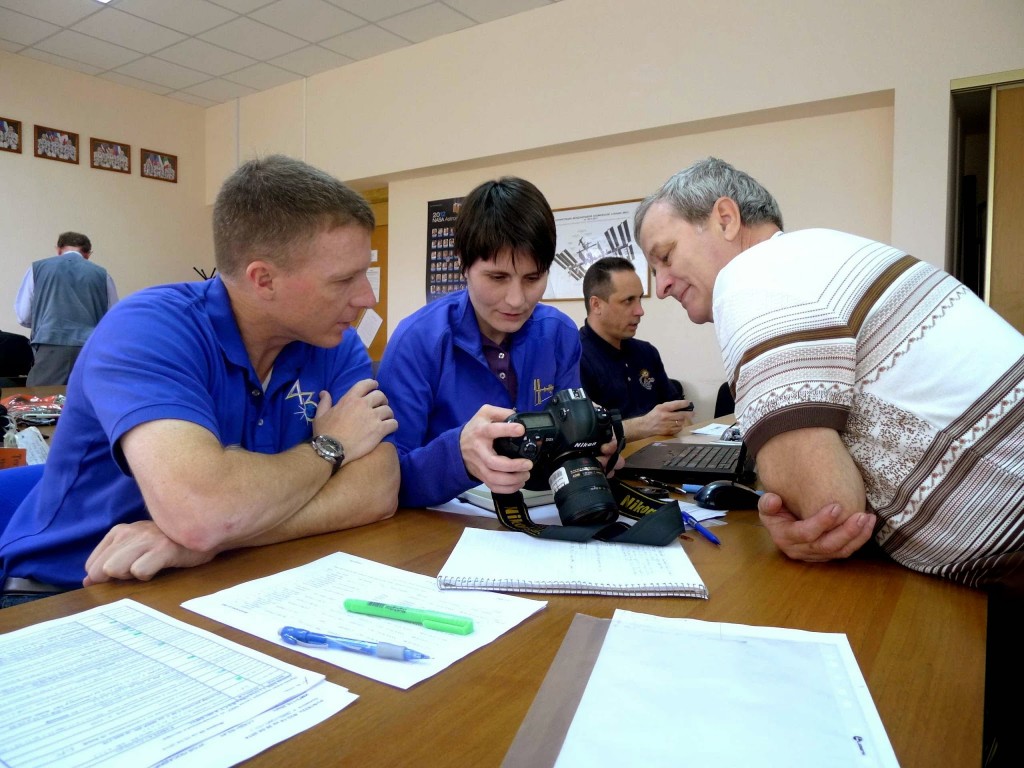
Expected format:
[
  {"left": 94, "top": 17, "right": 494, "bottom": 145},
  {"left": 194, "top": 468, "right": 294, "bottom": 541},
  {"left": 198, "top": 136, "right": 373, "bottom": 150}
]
[
  {"left": 681, "top": 511, "right": 722, "bottom": 546},
  {"left": 279, "top": 626, "right": 430, "bottom": 661}
]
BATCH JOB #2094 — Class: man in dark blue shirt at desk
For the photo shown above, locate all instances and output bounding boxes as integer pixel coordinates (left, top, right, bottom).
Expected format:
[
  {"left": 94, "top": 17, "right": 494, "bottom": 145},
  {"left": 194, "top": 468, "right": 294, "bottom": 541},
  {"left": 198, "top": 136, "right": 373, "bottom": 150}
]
[{"left": 579, "top": 257, "right": 692, "bottom": 441}]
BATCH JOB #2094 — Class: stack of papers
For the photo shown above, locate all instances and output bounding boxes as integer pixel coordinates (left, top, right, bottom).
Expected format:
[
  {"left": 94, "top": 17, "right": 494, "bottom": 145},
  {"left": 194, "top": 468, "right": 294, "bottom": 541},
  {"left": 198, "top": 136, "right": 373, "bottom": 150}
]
[{"left": 0, "top": 599, "right": 355, "bottom": 768}]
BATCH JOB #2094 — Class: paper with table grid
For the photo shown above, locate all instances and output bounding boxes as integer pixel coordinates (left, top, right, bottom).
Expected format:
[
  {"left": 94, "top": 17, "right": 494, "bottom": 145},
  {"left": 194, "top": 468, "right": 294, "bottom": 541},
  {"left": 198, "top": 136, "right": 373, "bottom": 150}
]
[{"left": 0, "top": 599, "right": 355, "bottom": 768}]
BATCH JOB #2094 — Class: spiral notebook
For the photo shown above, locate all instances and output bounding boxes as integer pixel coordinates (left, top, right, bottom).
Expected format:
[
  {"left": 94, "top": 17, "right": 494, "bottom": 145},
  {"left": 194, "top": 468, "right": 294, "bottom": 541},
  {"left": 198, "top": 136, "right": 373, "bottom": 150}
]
[{"left": 437, "top": 528, "right": 708, "bottom": 599}]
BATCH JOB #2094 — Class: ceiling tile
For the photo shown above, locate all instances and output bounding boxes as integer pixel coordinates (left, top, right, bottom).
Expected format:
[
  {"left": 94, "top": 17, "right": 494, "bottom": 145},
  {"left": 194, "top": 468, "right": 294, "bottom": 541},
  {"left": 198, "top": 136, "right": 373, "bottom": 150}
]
[
  {"left": 0, "top": 0, "right": 100, "bottom": 27},
  {"left": 98, "top": 70, "right": 174, "bottom": 95},
  {"left": 444, "top": 0, "right": 549, "bottom": 25},
  {"left": 18, "top": 47, "right": 102, "bottom": 76},
  {"left": 0, "top": 7, "right": 60, "bottom": 46},
  {"left": 377, "top": 3, "right": 473, "bottom": 44},
  {"left": 182, "top": 76, "right": 257, "bottom": 101},
  {"left": 250, "top": 0, "right": 363, "bottom": 43},
  {"left": 156, "top": 38, "right": 256, "bottom": 76},
  {"left": 113, "top": 0, "right": 237, "bottom": 36},
  {"left": 34, "top": 29, "right": 143, "bottom": 69},
  {"left": 269, "top": 45, "right": 352, "bottom": 76},
  {"left": 198, "top": 16, "right": 307, "bottom": 59},
  {"left": 222, "top": 61, "right": 300, "bottom": 89},
  {"left": 326, "top": 0, "right": 431, "bottom": 24},
  {"left": 166, "top": 91, "right": 218, "bottom": 108},
  {"left": 320, "top": 24, "right": 407, "bottom": 60},
  {"left": 0, "top": 38, "right": 24, "bottom": 52},
  {"left": 207, "top": 0, "right": 276, "bottom": 13},
  {"left": 115, "top": 55, "right": 211, "bottom": 89},
  {"left": 72, "top": 8, "right": 187, "bottom": 54}
]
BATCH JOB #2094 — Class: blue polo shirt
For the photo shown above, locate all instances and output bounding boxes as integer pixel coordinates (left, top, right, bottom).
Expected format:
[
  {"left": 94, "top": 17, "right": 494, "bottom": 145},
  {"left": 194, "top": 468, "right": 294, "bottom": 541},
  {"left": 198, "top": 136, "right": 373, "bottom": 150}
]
[
  {"left": 0, "top": 277, "right": 371, "bottom": 589},
  {"left": 578, "top": 321, "right": 680, "bottom": 419},
  {"left": 377, "top": 290, "right": 581, "bottom": 508}
]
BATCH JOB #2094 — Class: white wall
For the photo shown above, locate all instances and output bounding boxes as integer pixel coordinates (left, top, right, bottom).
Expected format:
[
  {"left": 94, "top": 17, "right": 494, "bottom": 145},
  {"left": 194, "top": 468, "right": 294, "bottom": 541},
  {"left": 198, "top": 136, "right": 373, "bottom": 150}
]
[
  {"left": 199, "top": 0, "right": 1024, "bottom": 415},
  {"left": 0, "top": 50, "right": 211, "bottom": 333},
  {"left": 387, "top": 101, "right": 894, "bottom": 417}
]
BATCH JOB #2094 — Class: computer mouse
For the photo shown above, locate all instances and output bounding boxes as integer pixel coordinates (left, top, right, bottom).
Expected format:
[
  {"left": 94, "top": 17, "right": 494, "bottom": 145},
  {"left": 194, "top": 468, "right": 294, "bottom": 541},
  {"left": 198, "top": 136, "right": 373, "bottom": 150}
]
[{"left": 694, "top": 480, "right": 763, "bottom": 511}]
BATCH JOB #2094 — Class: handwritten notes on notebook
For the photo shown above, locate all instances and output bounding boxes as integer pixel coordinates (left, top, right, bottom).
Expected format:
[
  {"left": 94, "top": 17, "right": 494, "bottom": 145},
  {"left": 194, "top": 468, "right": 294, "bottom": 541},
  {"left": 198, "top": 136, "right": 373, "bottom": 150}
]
[{"left": 437, "top": 528, "right": 708, "bottom": 598}]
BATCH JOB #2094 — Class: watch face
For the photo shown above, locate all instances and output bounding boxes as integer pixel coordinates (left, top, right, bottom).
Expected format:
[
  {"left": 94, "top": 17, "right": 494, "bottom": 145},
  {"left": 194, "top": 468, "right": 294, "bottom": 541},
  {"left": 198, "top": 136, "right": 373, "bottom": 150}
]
[{"left": 313, "top": 435, "right": 343, "bottom": 463}]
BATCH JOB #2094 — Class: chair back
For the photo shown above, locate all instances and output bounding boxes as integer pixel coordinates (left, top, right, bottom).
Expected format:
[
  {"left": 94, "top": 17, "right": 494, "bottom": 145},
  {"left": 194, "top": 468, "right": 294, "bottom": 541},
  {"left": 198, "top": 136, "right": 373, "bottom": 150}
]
[{"left": 0, "top": 463, "right": 44, "bottom": 534}]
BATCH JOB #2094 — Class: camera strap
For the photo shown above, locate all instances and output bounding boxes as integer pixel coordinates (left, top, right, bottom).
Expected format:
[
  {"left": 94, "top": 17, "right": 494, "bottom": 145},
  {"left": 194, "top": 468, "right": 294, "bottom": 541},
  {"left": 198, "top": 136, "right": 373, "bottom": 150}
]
[{"left": 490, "top": 480, "right": 685, "bottom": 546}]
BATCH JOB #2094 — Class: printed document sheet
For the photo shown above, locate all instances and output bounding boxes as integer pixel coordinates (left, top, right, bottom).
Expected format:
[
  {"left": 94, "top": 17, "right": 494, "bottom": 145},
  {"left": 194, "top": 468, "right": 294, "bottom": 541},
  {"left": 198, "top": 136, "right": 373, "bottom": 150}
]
[
  {"left": 555, "top": 610, "right": 899, "bottom": 768},
  {"left": 183, "top": 551, "right": 546, "bottom": 690},
  {"left": 0, "top": 599, "right": 356, "bottom": 768}
]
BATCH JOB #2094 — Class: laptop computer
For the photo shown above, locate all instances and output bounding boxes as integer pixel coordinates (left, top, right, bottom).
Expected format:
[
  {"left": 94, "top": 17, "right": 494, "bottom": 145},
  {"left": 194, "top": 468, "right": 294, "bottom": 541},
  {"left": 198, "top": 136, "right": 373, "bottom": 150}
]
[
  {"left": 618, "top": 441, "right": 754, "bottom": 486},
  {"left": 458, "top": 484, "right": 555, "bottom": 512}
]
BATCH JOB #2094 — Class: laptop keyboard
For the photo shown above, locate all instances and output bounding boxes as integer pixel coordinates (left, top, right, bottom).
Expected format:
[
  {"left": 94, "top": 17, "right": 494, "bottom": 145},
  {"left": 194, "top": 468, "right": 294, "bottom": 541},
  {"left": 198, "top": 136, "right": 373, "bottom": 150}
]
[{"left": 665, "top": 444, "right": 738, "bottom": 470}]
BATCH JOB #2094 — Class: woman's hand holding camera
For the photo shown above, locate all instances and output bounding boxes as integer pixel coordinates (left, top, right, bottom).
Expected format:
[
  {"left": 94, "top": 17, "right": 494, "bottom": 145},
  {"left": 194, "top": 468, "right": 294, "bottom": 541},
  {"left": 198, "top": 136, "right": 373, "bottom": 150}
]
[{"left": 460, "top": 405, "right": 533, "bottom": 494}]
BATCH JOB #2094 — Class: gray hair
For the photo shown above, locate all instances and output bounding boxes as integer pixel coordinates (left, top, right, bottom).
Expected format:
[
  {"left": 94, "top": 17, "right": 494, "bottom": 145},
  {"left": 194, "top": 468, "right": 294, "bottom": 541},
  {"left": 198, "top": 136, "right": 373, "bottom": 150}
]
[{"left": 634, "top": 157, "right": 783, "bottom": 239}]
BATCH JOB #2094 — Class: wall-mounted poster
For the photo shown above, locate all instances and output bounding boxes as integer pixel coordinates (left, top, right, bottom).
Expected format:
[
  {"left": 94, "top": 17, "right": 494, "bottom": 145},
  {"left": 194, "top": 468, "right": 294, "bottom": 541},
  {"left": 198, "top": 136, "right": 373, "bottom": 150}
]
[
  {"left": 90, "top": 138, "right": 131, "bottom": 174},
  {"left": 141, "top": 148, "right": 177, "bottom": 183},
  {"left": 0, "top": 116, "right": 22, "bottom": 154},
  {"left": 426, "top": 197, "right": 465, "bottom": 302},
  {"left": 545, "top": 199, "right": 648, "bottom": 301},
  {"left": 34, "top": 124, "right": 79, "bottom": 164}
]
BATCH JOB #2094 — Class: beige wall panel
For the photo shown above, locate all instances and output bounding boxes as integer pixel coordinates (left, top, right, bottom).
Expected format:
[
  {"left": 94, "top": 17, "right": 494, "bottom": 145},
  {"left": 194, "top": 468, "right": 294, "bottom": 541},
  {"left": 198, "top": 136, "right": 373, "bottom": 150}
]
[
  {"left": 204, "top": 101, "right": 237, "bottom": 206},
  {"left": 0, "top": 51, "right": 212, "bottom": 331},
  {"left": 385, "top": 105, "right": 894, "bottom": 417},
  {"left": 239, "top": 80, "right": 305, "bottom": 164}
]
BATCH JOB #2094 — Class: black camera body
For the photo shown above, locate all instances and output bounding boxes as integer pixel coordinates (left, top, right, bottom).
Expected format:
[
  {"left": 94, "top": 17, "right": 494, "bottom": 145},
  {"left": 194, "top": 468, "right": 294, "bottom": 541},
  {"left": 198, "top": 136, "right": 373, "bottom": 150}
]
[{"left": 493, "top": 388, "right": 622, "bottom": 526}]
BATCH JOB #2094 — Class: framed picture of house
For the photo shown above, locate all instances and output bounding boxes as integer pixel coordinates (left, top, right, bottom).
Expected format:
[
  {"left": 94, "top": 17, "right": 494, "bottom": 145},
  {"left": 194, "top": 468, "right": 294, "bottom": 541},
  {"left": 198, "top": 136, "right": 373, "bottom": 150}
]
[
  {"left": 0, "top": 116, "right": 22, "bottom": 154},
  {"left": 90, "top": 138, "right": 131, "bottom": 174},
  {"left": 141, "top": 148, "right": 177, "bottom": 183},
  {"left": 34, "top": 124, "right": 79, "bottom": 164}
]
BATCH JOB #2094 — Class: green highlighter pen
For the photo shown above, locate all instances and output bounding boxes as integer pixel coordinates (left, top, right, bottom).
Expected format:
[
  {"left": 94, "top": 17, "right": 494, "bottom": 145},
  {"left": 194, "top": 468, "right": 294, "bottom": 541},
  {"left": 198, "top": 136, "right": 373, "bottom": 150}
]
[{"left": 343, "top": 599, "right": 475, "bottom": 635}]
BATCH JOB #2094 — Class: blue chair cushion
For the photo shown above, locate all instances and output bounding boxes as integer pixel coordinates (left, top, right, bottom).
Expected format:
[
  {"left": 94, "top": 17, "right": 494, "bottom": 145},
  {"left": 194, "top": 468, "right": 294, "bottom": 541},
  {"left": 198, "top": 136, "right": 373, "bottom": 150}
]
[{"left": 0, "top": 463, "right": 45, "bottom": 534}]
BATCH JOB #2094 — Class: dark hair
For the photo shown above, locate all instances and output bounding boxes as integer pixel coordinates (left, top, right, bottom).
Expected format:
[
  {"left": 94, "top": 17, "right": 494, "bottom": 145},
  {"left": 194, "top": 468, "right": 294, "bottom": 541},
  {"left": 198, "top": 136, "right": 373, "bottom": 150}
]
[
  {"left": 213, "top": 155, "right": 374, "bottom": 277},
  {"left": 455, "top": 177, "right": 556, "bottom": 274},
  {"left": 57, "top": 231, "right": 91, "bottom": 254},
  {"left": 635, "top": 157, "right": 783, "bottom": 240},
  {"left": 582, "top": 256, "right": 636, "bottom": 314}
]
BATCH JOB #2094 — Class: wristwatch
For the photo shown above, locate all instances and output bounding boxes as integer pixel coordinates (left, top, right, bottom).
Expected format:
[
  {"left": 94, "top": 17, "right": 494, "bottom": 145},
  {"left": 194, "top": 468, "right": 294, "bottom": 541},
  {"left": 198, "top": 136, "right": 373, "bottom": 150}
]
[{"left": 311, "top": 434, "right": 345, "bottom": 475}]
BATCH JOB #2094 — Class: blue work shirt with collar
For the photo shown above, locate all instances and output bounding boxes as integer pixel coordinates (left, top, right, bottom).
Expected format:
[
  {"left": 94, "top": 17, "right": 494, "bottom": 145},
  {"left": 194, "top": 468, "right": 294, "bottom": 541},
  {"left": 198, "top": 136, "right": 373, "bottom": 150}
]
[
  {"left": 0, "top": 277, "right": 371, "bottom": 590},
  {"left": 579, "top": 321, "right": 681, "bottom": 419},
  {"left": 377, "top": 290, "right": 581, "bottom": 508}
]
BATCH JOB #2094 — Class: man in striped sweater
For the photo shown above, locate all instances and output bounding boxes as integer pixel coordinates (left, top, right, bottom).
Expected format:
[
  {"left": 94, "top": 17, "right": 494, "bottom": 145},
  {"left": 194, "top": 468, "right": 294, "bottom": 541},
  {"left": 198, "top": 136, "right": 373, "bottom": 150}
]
[{"left": 635, "top": 157, "right": 1024, "bottom": 593}]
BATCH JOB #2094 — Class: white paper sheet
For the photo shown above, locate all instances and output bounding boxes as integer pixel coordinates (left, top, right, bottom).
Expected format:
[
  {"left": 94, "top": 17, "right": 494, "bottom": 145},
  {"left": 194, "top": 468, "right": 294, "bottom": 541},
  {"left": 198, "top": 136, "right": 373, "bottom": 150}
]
[
  {"left": 555, "top": 610, "right": 899, "bottom": 768},
  {"left": 13, "top": 425, "right": 49, "bottom": 464},
  {"left": 690, "top": 421, "right": 736, "bottom": 436},
  {"left": 356, "top": 307, "right": 383, "bottom": 348},
  {"left": 183, "top": 551, "right": 546, "bottom": 690},
  {"left": 0, "top": 599, "right": 354, "bottom": 768}
]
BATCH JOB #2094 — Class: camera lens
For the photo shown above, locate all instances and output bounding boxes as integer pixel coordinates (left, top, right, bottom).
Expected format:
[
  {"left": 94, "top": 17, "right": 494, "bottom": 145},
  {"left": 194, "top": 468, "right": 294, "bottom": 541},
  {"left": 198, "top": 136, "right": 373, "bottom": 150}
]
[{"left": 548, "top": 456, "right": 619, "bottom": 526}]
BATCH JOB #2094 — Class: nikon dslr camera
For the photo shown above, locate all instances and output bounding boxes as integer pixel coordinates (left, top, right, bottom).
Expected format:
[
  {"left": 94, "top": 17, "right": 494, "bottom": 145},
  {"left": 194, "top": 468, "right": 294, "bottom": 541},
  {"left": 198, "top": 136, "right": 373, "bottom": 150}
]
[{"left": 493, "top": 388, "right": 623, "bottom": 526}]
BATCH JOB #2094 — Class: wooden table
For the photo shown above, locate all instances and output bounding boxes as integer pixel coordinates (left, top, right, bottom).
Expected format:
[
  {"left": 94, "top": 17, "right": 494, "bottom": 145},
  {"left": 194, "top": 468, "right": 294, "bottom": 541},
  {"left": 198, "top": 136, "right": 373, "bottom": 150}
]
[{"left": 0, "top": 504, "right": 985, "bottom": 767}]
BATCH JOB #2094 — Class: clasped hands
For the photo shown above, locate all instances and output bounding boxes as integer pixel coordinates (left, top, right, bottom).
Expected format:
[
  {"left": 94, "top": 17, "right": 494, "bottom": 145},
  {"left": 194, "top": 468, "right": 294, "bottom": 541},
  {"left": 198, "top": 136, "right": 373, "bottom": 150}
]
[{"left": 758, "top": 492, "right": 876, "bottom": 562}]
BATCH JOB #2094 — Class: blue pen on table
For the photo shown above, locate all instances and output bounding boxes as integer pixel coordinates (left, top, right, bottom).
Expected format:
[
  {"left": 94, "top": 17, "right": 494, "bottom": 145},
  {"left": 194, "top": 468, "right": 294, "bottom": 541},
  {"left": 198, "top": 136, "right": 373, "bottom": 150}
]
[
  {"left": 279, "top": 626, "right": 430, "bottom": 661},
  {"left": 681, "top": 511, "right": 722, "bottom": 546}
]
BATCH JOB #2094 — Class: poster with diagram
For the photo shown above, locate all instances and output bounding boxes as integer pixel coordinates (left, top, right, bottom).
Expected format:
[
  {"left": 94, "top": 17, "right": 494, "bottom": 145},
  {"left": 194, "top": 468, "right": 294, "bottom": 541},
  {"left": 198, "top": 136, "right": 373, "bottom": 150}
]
[{"left": 545, "top": 200, "right": 648, "bottom": 301}]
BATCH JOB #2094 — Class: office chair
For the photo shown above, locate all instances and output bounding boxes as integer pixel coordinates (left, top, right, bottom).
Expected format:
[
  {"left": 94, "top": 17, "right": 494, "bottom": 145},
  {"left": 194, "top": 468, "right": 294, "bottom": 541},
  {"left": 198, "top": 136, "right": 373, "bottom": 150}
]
[
  {"left": 714, "top": 382, "right": 735, "bottom": 418},
  {"left": 0, "top": 463, "right": 44, "bottom": 532}
]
